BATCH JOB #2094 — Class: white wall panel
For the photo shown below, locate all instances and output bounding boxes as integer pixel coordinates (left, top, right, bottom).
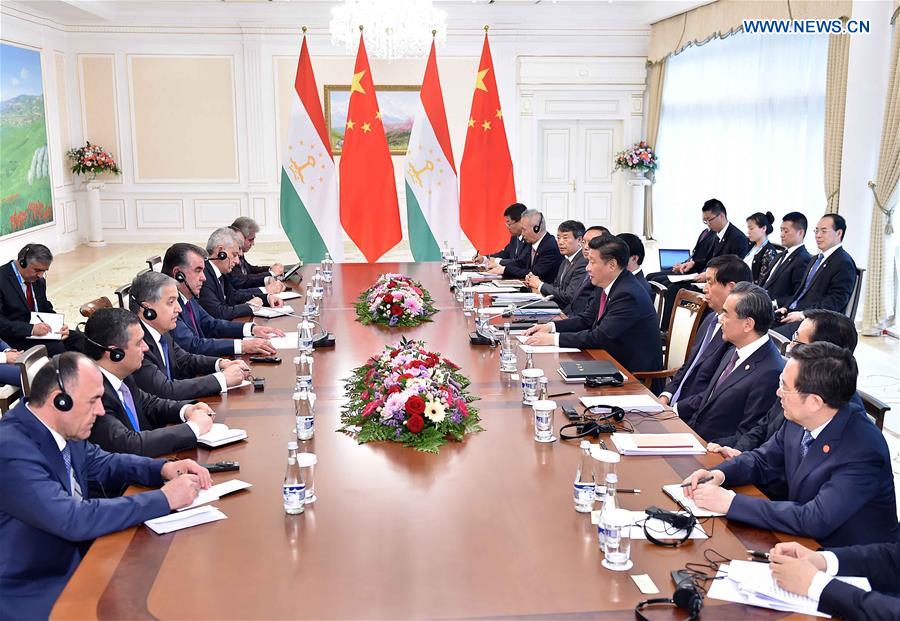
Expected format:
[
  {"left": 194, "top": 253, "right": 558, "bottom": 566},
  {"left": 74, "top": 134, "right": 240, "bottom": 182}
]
[
  {"left": 194, "top": 198, "right": 241, "bottom": 229},
  {"left": 135, "top": 199, "right": 184, "bottom": 229}
]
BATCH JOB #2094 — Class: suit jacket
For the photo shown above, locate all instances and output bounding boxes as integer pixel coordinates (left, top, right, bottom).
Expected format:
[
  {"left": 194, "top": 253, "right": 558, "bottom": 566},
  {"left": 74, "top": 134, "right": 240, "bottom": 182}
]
[
  {"left": 0, "top": 260, "right": 56, "bottom": 351},
  {"left": 503, "top": 233, "right": 564, "bottom": 282},
  {"left": 717, "top": 399, "right": 899, "bottom": 547},
  {"left": 198, "top": 260, "right": 264, "bottom": 320},
  {"left": 553, "top": 270, "right": 663, "bottom": 373},
  {"left": 227, "top": 255, "right": 269, "bottom": 289},
  {"left": 819, "top": 541, "right": 900, "bottom": 621},
  {"left": 788, "top": 246, "right": 858, "bottom": 313},
  {"left": 133, "top": 323, "right": 222, "bottom": 400},
  {"left": 679, "top": 339, "right": 783, "bottom": 445},
  {"left": 90, "top": 375, "right": 197, "bottom": 457},
  {"left": 561, "top": 273, "right": 595, "bottom": 317},
  {"left": 662, "top": 311, "right": 731, "bottom": 405},
  {"left": 0, "top": 338, "right": 19, "bottom": 386},
  {"left": 489, "top": 235, "right": 527, "bottom": 266},
  {"left": 763, "top": 246, "right": 813, "bottom": 308},
  {"left": 748, "top": 241, "right": 782, "bottom": 285},
  {"left": 0, "top": 402, "right": 169, "bottom": 620},
  {"left": 632, "top": 269, "right": 653, "bottom": 301},
  {"left": 540, "top": 253, "right": 587, "bottom": 308},
  {"left": 687, "top": 223, "right": 751, "bottom": 274},
  {"left": 172, "top": 296, "right": 244, "bottom": 357}
]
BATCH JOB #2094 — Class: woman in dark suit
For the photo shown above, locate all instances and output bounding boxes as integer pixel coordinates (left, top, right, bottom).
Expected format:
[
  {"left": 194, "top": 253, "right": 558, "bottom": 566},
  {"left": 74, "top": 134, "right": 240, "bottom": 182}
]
[{"left": 744, "top": 211, "right": 781, "bottom": 285}]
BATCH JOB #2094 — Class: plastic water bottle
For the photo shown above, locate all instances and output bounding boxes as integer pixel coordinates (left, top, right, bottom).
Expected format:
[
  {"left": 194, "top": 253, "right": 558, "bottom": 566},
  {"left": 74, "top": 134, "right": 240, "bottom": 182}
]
[
  {"left": 574, "top": 440, "right": 595, "bottom": 513},
  {"left": 312, "top": 267, "right": 325, "bottom": 297},
  {"left": 538, "top": 376, "right": 549, "bottom": 402},
  {"left": 322, "top": 253, "right": 333, "bottom": 283},
  {"left": 441, "top": 240, "right": 450, "bottom": 267},
  {"left": 500, "top": 322, "right": 518, "bottom": 372},
  {"left": 294, "top": 353, "right": 313, "bottom": 391},
  {"left": 294, "top": 389, "right": 316, "bottom": 440},
  {"left": 525, "top": 351, "right": 535, "bottom": 369},
  {"left": 283, "top": 441, "right": 305, "bottom": 515},
  {"left": 463, "top": 277, "right": 475, "bottom": 312},
  {"left": 297, "top": 312, "right": 314, "bottom": 353},
  {"left": 597, "top": 473, "right": 618, "bottom": 547}
]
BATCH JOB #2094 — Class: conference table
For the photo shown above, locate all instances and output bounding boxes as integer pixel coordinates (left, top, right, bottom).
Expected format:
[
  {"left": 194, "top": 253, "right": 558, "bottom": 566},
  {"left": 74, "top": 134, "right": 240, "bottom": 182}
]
[{"left": 52, "top": 262, "right": 815, "bottom": 620}]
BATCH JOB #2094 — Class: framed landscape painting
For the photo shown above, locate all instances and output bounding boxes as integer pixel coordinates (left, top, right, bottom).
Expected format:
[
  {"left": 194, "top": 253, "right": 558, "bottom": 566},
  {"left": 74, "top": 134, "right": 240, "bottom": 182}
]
[
  {"left": 324, "top": 84, "right": 419, "bottom": 156},
  {"left": 1, "top": 41, "right": 53, "bottom": 238}
]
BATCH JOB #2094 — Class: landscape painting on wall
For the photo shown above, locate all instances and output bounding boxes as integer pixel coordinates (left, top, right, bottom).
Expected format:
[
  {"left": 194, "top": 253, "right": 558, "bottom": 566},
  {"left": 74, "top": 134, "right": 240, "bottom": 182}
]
[
  {"left": 325, "top": 85, "right": 419, "bottom": 156},
  {"left": 1, "top": 41, "right": 53, "bottom": 237}
]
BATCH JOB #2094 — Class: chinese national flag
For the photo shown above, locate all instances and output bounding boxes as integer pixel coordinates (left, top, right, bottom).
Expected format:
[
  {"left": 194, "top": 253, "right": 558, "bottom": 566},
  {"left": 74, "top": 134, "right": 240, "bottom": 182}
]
[
  {"left": 459, "top": 32, "right": 516, "bottom": 254},
  {"left": 339, "top": 35, "right": 402, "bottom": 262}
]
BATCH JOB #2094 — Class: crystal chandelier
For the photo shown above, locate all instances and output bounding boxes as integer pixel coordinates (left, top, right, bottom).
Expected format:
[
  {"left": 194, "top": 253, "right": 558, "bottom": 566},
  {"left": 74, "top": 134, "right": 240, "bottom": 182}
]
[{"left": 330, "top": 0, "right": 447, "bottom": 60}]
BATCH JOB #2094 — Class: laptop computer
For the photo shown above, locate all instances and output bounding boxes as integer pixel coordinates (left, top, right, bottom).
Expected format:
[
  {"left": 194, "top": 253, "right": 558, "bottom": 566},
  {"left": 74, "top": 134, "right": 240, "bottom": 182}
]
[{"left": 658, "top": 248, "right": 691, "bottom": 271}]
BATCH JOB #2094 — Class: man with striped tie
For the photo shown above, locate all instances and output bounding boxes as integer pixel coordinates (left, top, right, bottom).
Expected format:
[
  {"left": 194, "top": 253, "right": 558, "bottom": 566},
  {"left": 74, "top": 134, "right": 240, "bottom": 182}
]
[{"left": 83, "top": 307, "right": 214, "bottom": 458}]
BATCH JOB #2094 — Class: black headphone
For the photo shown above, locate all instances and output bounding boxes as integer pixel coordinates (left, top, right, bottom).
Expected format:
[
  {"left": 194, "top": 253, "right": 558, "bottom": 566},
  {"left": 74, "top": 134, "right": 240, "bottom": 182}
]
[
  {"left": 129, "top": 294, "right": 157, "bottom": 321},
  {"left": 211, "top": 249, "right": 228, "bottom": 261},
  {"left": 18, "top": 245, "right": 32, "bottom": 268},
  {"left": 635, "top": 575, "right": 704, "bottom": 621},
  {"left": 172, "top": 269, "right": 197, "bottom": 299},
  {"left": 586, "top": 405, "right": 625, "bottom": 422},
  {"left": 76, "top": 323, "right": 126, "bottom": 363},
  {"left": 642, "top": 506, "right": 697, "bottom": 548},
  {"left": 559, "top": 406, "right": 626, "bottom": 440},
  {"left": 533, "top": 212, "right": 544, "bottom": 234},
  {"left": 50, "top": 358, "right": 73, "bottom": 412}
]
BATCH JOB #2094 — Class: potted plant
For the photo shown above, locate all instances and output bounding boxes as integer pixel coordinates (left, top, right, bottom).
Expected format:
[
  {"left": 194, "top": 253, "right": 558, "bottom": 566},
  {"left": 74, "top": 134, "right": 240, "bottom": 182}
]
[
  {"left": 613, "top": 141, "right": 658, "bottom": 180},
  {"left": 65, "top": 142, "right": 120, "bottom": 246}
]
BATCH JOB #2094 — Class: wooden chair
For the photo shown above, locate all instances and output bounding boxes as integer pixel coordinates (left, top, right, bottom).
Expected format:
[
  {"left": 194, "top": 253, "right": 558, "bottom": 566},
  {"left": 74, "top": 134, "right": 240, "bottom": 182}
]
[
  {"left": 768, "top": 329, "right": 792, "bottom": 358},
  {"left": 634, "top": 288, "right": 708, "bottom": 389},
  {"left": 844, "top": 267, "right": 865, "bottom": 320},
  {"left": 146, "top": 255, "right": 162, "bottom": 272},
  {"left": 115, "top": 268, "right": 150, "bottom": 309},
  {"left": 79, "top": 296, "right": 113, "bottom": 318},
  {"left": 649, "top": 281, "right": 667, "bottom": 330},
  {"left": 16, "top": 345, "right": 49, "bottom": 398},
  {"left": 0, "top": 385, "right": 21, "bottom": 416},
  {"left": 858, "top": 389, "right": 890, "bottom": 431}
]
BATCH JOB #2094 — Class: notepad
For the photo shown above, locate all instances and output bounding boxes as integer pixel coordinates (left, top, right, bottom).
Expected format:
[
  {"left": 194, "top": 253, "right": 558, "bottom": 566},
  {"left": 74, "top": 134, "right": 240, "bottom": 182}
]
[
  {"left": 662, "top": 483, "right": 725, "bottom": 517},
  {"left": 275, "top": 290, "right": 303, "bottom": 301},
  {"left": 198, "top": 423, "right": 247, "bottom": 447},
  {"left": 263, "top": 332, "right": 298, "bottom": 350},
  {"left": 611, "top": 433, "right": 706, "bottom": 455},
  {"left": 145, "top": 505, "right": 227, "bottom": 534},
  {"left": 28, "top": 312, "right": 65, "bottom": 340},
  {"left": 668, "top": 274, "right": 699, "bottom": 283},
  {"left": 177, "top": 479, "right": 252, "bottom": 511},
  {"left": 253, "top": 304, "right": 295, "bottom": 318}
]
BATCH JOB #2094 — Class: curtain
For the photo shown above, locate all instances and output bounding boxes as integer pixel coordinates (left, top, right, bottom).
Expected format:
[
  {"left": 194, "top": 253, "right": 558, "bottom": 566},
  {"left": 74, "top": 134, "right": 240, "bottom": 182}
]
[
  {"left": 642, "top": 60, "right": 666, "bottom": 239},
  {"left": 652, "top": 32, "right": 827, "bottom": 252},
  {"left": 862, "top": 9, "right": 900, "bottom": 333},
  {"left": 824, "top": 28, "right": 851, "bottom": 214}
]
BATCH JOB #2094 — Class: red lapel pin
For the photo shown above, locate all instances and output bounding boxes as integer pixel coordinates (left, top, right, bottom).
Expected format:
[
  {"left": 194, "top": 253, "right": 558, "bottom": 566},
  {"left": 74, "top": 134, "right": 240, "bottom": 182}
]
[{"left": 822, "top": 444, "right": 830, "bottom": 454}]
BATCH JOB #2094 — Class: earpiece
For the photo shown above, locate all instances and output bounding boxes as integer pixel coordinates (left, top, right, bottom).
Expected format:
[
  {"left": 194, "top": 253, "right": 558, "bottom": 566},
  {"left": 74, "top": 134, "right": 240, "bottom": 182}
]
[
  {"left": 18, "top": 245, "right": 31, "bottom": 269},
  {"left": 76, "top": 323, "right": 126, "bottom": 363},
  {"left": 172, "top": 269, "right": 198, "bottom": 299},
  {"left": 130, "top": 294, "right": 157, "bottom": 321},
  {"left": 51, "top": 358, "right": 73, "bottom": 412},
  {"left": 635, "top": 575, "right": 704, "bottom": 621},
  {"left": 173, "top": 271, "right": 186, "bottom": 284},
  {"left": 216, "top": 250, "right": 228, "bottom": 261},
  {"left": 533, "top": 213, "right": 544, "bottom": 235}
]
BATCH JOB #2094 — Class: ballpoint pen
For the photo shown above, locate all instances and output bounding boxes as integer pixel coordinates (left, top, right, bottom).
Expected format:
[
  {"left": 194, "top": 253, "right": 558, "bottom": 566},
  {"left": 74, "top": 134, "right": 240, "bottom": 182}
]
[
  {"left": 747, "top": 550, "right": 770, "bottom": 563},
  {"left": 680, "top": 475, "right": 714, "bottom": 487}
]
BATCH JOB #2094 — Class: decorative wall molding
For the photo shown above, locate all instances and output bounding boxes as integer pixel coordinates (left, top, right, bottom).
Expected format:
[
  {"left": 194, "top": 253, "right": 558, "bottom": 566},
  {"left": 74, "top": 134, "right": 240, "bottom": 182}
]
[
  {"left": 251, "top": 196, "right": 267, "bottom": 226},
  {"left": 76, "top": 53, "right": 123, "bottom": 185},
  {"left": 194, "top": 198, "right": 242, "bottom": 229},
  {"left": 135, "top": 198, "right": 184, "bottom": 228},
  {"left": 518, "top": 56, "right": 647, "bottom": 86},
  {"left": 64, "top": 200, "right": 78, "bottom": 233},
  {"left": 100, "top": 199, "right": 127, "bottom": 229}
]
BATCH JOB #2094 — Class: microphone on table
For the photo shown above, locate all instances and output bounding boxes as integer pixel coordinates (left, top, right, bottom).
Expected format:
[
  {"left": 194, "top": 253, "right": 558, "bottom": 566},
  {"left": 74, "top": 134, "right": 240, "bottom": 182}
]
[{"left": 501, "top": 294, "right": 553, "bottom": 318}]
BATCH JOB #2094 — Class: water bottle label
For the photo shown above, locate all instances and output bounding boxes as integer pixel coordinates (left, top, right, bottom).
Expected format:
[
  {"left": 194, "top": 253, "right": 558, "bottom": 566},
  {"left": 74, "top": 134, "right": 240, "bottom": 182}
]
[
  {"left": 297, "top": 416, "right": 314, "bottom": 432},
  {"left": 283, "top": 483, "right": 305, "bottom": 508},
  {"left": 573, "top": 481, "right": 594, "bottom": 504},
  {"left": 536, "top": 412, "right": 551, "bottom": 426},
  {"left": 297, "top": 377, "right": 311, "bottom": 389}
]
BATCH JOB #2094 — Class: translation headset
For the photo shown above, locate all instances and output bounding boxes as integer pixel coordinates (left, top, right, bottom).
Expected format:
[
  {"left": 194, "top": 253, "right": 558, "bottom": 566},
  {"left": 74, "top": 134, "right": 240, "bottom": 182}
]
[
  {"left": 634, "top": 573, "right": 704, "bottom": 621},
  {"left": 533, "top": 212, "right": 544, "bottom": 234},
  {"left": 50, "top": 358, "right": 73, "bottom": 412},
  {"left": 129, "top": 294, "right": 157, "bottom": 321},
  {"left": 642, "top": 506, "right": 697, "bottom": 548},
  {"left": 215, "top": 250, "right": 228, "bottom": 260},
  {"left": 18, "top": 245, "right": 32, "bottom": 268},
  {"left": 172, "top": 269, "right": 198, "bottom": 299},
  {"left": 559, "top": 405, "right": 625, "bottom": 440},
  {"left": 76, "top": 323, "right": 126, "bottom": 363}
]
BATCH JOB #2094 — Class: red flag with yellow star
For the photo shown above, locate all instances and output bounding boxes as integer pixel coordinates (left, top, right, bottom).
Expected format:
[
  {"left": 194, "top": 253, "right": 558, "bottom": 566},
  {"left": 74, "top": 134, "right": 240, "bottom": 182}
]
[
  {"left": 339, "top": 34, "right": 401, "bottom": 262},
  {"left": 459, "top": 31, "right": 516, "bottom": 254}
]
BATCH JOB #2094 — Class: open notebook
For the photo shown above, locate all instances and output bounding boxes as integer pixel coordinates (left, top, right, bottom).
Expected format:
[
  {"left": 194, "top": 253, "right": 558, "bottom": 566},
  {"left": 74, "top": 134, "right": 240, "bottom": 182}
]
[{"left": 198, "top": 423, "right": 247, "bottom": 448}]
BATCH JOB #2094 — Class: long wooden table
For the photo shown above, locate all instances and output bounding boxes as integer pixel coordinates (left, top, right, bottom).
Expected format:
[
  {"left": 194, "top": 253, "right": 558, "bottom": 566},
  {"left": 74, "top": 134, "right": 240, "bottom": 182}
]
[{"left": 52, "top": 263, "right": 812, "bottom": 620}]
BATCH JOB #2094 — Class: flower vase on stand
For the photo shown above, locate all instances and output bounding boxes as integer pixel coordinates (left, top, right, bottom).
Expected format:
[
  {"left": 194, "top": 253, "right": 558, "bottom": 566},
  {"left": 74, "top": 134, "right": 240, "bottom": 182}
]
[{"left": 85, "top": 179, "right": 106, "bottom": 247}]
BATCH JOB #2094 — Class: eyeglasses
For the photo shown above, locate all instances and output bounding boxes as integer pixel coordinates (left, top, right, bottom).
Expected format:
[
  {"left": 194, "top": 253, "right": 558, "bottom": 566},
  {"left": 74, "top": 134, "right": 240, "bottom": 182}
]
[
  {"left": 701, "top": 215, "right": 719, "bottom": 225},
  {"left": 789, "top": 330, "right": 803, "bottom": 350},
  {"left": 778, "top": 377, "right": 805, "bottom": 395},
  {"left": 813, "top": 228, "right": 835, "bottom": 234}
]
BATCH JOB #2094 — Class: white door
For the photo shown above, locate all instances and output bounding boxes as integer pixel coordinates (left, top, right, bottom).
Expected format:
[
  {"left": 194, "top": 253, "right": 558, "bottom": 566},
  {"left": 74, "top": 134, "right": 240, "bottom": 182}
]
[{"left": 537, "top": 120, "right": 623, "bottom": 232}]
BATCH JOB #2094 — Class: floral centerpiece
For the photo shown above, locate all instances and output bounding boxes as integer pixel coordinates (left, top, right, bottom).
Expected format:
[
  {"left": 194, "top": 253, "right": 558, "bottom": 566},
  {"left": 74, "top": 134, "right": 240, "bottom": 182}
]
[
  {"left": 66, "top": 141, "right": 121, "bottom": 181},
  {"left": 340, "top": 338, "right": 482, "bottom": 453},
  {"left": 355, "top": 273, "right": 437, "bottom": 327},
  {"left": 613, "top": 140, "right": 658, "bottom": 175}
]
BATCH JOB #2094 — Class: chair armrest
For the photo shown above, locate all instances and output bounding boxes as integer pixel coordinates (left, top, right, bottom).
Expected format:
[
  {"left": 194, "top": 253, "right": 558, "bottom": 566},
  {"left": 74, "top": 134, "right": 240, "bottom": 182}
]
[{"left": 632, "top": 368, "right": 679, "bottom": 389}]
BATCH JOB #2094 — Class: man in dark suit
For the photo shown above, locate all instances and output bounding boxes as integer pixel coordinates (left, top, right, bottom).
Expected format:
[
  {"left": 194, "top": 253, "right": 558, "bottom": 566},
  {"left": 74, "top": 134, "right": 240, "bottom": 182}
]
[
  {"left": 0, "top": 352, "right": 209, "bottom": 619},
  {"left": 488, "top": 209, "right": 563, "bottom": 282},
  {"left": 228, "top": 216, "right": 286, "bottom": 288},
  {"left": 0, "top": 244, "right": 70, "bottom": 354},
  {"left": 163, "top": 243, "right": 283, "bottom": 357},
  {"left": 685, "top": 342, "right": 898, "bottom": 548},
  {"left": 476, "top": 203, "right": 529, "bottom": 265},
  {"left": 198, "top": 228, "right": 283, "bottom": 320},
  {"left": 128, "top": 271, "right": 249, "bottom": 400},
  {"left": 83, "top": 308, "right": 215, "bottom": 457},
  {"left": 763, "top": 212, "right": 813, "bottom": 308},
  {"left": 524, "top": 220, "right": 587, "bottom": 309},
  {"left": 227, "top": 227, "right": 286, "bottom": 294},
  {"left": 770, "top": 540, "right": 900, "bottom": 620},
  {"left": 648, "top": 199, "right": 750, "bottom": 327},
  {"left": 774, "top": 213, "right": 858, "bottom": 336},
  {"left": 617, "top": 233, "right": 652, "bottom": 300},
  {"left": 0, "top": 338, "right": 22, "bottom": 386},
  {"left": 677, "top": 283, "right": 783, "bottom": 445},
  {"left": 658, "top": 255, "right": 752, "bottom": 408},
  {"left": 560, "top": 226, "right": 606, "bottom": 317},
  {"left": 524, "top": 235, "right": 663, "bottom": 374}
]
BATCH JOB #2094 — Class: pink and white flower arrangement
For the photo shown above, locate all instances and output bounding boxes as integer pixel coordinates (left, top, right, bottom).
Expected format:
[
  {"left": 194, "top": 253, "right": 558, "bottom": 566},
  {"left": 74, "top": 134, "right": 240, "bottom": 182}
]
[
  {"left": 355, "top": 273, "right": 437, "bottom": 327},
  {"left": 66, "top": 141, "right": 121, "bottom": 180},
  {"left": 613, "top": 140, "right": 658, "bottom": 174}
]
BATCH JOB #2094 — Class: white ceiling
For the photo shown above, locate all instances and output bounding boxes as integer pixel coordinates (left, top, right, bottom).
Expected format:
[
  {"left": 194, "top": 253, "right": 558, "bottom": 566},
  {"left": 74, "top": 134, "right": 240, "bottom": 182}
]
[{"left": 7, "top": 0, "right": 712, "bottom": 30}]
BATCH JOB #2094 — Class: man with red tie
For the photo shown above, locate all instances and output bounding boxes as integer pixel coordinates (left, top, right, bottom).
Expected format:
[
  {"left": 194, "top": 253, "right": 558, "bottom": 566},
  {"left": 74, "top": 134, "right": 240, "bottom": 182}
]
[
  {"left": 0, "top": 244, "right": 70, "bottom": 354},
  {"left": 524, "top": 235, "right": 662, "bottom": 374}
]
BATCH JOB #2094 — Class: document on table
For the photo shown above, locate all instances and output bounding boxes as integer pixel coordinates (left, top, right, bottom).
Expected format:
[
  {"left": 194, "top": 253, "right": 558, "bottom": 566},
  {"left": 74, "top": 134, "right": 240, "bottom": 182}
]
[
  {"left": 222, "top": 380, "right": 253, "bottom": 393},
  {"left": 611, "top": 433, "right": 706, "bottom": 455},
  {"left": 462, "top": 285, "right": 517, "bottom": 294},
  {"left": 580, "top": 394, "right": 665, "bottom": 413},
  {"left": 491, "top": 292, "right": 544, "bottom": 302},
  {"left": 662, "top": 483, "right": 725, "bottom": 517},
  {"left": 198, "top": 422, "right": 248, "bottom": 447},
  {"left": 145, "top": 505, "right": 227, "bottom": 534},
  {"left": 590, "top": 509, "right": 708, "bottom": 540},
  {"left": 261, "top": 332, "right": 298, "bottom": 349},
  {"left": 177, "top": 479, "right": 252, "bottom": 511},
  {"left": 275, "top": 290, "right": 303, "bottom": 301},
  {"left": 668, "top": 274, "right": 700, "bottom": 283},
  {"left": 708, "top": 560, "right": 870, "bottom": 617},
  {"left": 515, "top": 336, "right": 579, "bottom": 354},
  {"left": 253, "top": 304, "right": 295, "bottom": 318},
  {"left": 28, "top": 312, "right": 65, "bottom": 340}
]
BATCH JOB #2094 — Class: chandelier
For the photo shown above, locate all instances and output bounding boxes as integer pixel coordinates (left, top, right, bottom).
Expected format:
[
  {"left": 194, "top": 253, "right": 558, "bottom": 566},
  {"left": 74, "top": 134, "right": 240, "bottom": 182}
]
[{"left": 329, "top": 0, "right": 448, "bottom": 60}]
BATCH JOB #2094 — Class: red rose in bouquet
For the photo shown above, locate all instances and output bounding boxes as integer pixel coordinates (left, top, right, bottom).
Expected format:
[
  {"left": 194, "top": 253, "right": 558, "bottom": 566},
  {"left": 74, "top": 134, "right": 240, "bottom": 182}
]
[
  {"left": 405, "top": 395, "right": 426, "bottom": 416},
  {"left": 383, "top": 293, "right": 394, "bottom": 304},
  {"left": 389, "top": 280, "right": 397, "bottom": 288},
  {"left": 456, "top": 398, "right": 469, "bottom": 417},
  {"left": 406, "top": 414, "right": 425, "bottom": 434},
  {"left": 391, "top": 304, "right": 403, "bottom": 316},
  {"left": 388, "top": 385, "right": 401, "bottom": 394}
]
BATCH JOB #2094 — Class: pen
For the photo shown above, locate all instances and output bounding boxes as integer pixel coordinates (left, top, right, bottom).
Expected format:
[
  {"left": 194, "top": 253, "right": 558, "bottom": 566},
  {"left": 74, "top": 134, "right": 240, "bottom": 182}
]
[
  {"left": 618, "top": 488, "right": 641, "bottom": 494},
  {"left": 35, "top": 314, "right": 46, "bottom": 323},
  {"left": 747, "top": 550, "right": 770, "bottom": 563},
  {"left": 680, "top": 475, "right": 714, "bottom": 487},
  {"left": 548, "top": 391, "right": 575, "bottom": 398}
]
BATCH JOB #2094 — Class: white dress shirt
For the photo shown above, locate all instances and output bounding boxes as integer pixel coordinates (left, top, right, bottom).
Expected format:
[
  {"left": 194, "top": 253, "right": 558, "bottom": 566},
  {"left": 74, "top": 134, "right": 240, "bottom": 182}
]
[
  {"left": 98, "top": 366, "right": 199, "bottom": 437},
  {"left": 141, "top": 320, "right": 227, "bottom": 393},
  {"left": 807, "top": 551, "right": 841, "bottom": 602}
]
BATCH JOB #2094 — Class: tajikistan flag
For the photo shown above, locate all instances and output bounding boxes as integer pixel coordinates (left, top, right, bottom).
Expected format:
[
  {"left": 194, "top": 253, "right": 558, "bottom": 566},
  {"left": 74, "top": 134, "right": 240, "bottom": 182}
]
[
  {"left": 403, "top": 41, "right": 459, "bottom": 261},
  {"left": 280, "top": 32, "right": 344, "bottom": 262}
]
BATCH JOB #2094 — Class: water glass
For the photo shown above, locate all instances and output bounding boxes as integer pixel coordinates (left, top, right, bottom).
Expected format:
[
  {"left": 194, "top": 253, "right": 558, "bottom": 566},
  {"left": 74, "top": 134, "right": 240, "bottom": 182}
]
[
  {"left": 601, "top": 508, "right": 634, "bottom": 571},
  {"left": 532, "top": 399, "right": 556, "bottom": 442},
  {"left": 296, "top": 452, "right": 317, "bottom": 503},
  {"left": 590, "top": 448, "right": 620, "bottom": 502},
  {"left": 521, "top": 368, "right": 544, "bottom": 404},
  {"left": 455, "top": 275, "right": 467, "bottom": 302}
]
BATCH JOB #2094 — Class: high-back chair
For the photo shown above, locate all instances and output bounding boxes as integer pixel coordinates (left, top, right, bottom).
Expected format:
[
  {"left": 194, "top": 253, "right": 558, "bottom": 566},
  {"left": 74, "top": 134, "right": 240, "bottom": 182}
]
[
  {"left": 634, "top": 289, "right": 708, "bottom": 389},
  {"left": 16, "top": 345, "right": 49, "bottom": 398},
  {"left": 79, "top": 296, "right": 113, "bottom": 318}
]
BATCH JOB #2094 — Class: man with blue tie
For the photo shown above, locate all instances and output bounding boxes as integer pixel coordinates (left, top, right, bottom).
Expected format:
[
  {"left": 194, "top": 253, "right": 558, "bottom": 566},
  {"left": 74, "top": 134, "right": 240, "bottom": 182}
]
[
  {"left": 0, "top": 352, "right": 210, "bottom": 619},
  {"left": 684, "top": 342, "right": 898, "bottom": 548},
  {"left": 676, "top": 283, "right": 784, "bottom": 445},
  {"left": 163, "top": 243, "right": 283, "bottom": 357},
  {"left": 0, "top": 338, "right": 22, "bottom": 386},
  {"left": 774, "top": 213, "right": 857, "bottom": 336},
  {"left": 658, "top": 255, "right": 752, "bottom": 408},
  {"left": 83, "top": 308, "right": 215, "bottom": 457}
]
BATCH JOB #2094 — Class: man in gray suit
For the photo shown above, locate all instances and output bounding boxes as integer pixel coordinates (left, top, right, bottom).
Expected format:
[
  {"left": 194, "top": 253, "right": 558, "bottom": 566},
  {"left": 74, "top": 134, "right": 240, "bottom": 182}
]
[{"left": 524, "top": 220, "right": 587, "bottom": 309}]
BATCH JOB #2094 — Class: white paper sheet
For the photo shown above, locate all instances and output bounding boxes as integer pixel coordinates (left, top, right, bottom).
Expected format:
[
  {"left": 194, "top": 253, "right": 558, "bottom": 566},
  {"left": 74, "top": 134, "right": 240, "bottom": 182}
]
[
  {"left": 177, "top": 479, "right": 252, "bottom": 511},
  {"left": 668, "top": 274, "right": 700, "bottom": 283},
  {"left": 145, "top": 505, "right": 227, "bottom": 534},
  {"left": 661, "top": 484, "right": 725, "bottom": 517},
  {"left": 611, "top": 433, "right": 706, "bottom": 456},
  {"left": 198, "top": 423, "right": 248, "bottom": 447},
  {"left": 28, "top": 312, "right": 65, "bottom": 340},
  {"left": 253, "top": 304, "right": 295, "bottom": 318},
  {"left": 261, "top": 332, "right": 298, "bottom": 350},
  {"left": 275, "top": 291, "right": 303, "bottom": 301}
]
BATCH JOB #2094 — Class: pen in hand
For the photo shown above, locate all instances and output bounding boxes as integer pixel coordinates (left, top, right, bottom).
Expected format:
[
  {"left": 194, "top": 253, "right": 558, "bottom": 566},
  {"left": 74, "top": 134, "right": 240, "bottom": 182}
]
[
  {"left": 747, "top": 550, "right": 770, "bottom": 563},
  {"left": 680, "top": 475, "right": 714, "bottom": 488}
]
